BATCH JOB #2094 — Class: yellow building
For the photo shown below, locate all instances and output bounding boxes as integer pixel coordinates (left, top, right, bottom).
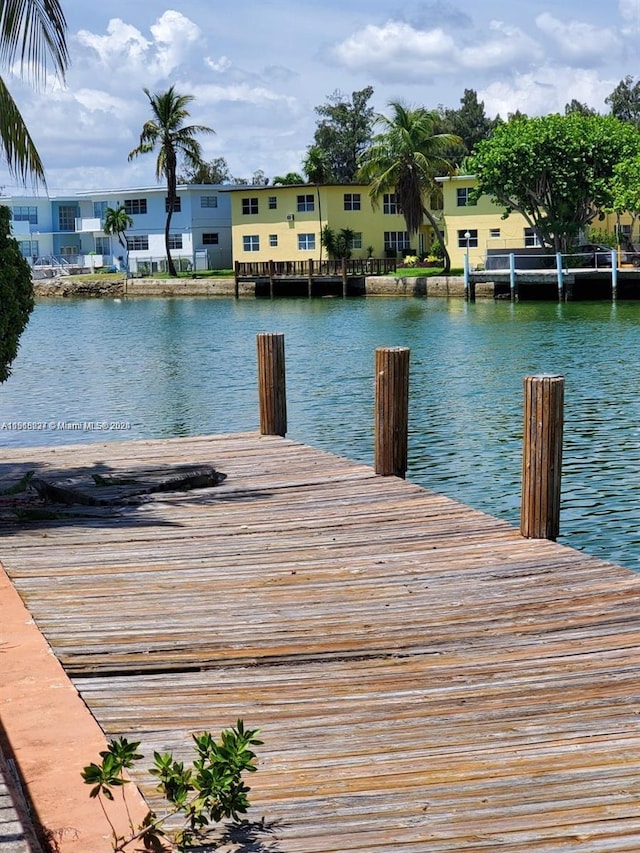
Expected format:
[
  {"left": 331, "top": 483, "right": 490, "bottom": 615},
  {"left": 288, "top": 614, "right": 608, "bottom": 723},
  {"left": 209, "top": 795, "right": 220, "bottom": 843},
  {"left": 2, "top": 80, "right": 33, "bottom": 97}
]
[
  {"left": 437, "top": 175, "right": 539, "bottom": 270},
  {"left": 438, "top": 175, "right": 636, "bottom": 270},
  {"left": 226, "top": 183, "right": 437, "bottom": 264}
]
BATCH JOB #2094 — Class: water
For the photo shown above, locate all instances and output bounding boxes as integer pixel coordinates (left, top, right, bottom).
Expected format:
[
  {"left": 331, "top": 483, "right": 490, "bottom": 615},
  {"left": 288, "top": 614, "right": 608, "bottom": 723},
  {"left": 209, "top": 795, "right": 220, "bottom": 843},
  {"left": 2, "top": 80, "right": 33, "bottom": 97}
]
[{"left": 2, "top": 296, "right": 639, "bottom": 572}]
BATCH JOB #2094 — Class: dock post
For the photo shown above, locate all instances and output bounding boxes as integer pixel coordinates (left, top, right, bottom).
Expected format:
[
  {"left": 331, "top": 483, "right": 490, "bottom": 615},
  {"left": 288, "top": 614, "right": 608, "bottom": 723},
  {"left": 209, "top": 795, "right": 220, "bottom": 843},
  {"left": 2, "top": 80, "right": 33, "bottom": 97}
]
[
  {"left": 509, "top": 253, "right": 517, "bottom": 301},
  {"left": 308, "top": 259, "right": 313, "bottom": 298},
  {"left": 257, "top": 332, "right": 287, "bottom": 436},
  {"left": 234, "top": 261, "right": 240, "bottom": 299},
  {"left": 521, "top": 374, "right": 564, "bottom": 541},
  {"left": 375, "top": 347, "right": 410, "bottom": 478},
  {"left": 341, "top": 257, "right": 348, "bottom": 298},
  {"left": 556, "top": 253, "right": 564, "bottom": 301},
  {"left": 611, "top": 248, "right": 618, "bottom": 301},
  {"left": 463, "top": 253, "right": 470, "bottom": 300},
  {"left": 268, "top": 260, "right": 275, "bottom": 299}
]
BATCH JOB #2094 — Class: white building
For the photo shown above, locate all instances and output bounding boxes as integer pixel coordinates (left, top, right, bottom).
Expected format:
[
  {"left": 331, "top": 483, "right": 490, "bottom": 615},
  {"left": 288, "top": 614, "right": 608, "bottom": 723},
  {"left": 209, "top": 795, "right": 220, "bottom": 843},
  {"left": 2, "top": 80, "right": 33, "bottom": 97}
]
[{"left": 2, "top": 184, "right": 233, "bottom": 274}]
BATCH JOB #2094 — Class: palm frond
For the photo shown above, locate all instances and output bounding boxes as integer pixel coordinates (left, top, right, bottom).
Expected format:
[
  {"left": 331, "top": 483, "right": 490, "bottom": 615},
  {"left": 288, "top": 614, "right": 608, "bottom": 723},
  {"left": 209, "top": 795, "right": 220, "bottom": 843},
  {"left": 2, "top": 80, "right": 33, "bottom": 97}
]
[
  {"left": 0, "top": 74, "right": 44, "bottom": 182},
  {"left": 0, "top": 0, "right": 68, "bottom": 85}
]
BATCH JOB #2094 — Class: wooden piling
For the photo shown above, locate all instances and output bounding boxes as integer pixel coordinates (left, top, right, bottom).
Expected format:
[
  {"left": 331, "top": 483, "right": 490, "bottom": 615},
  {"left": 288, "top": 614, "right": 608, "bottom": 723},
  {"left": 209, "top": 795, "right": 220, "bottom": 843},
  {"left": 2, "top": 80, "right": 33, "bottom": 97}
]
[
  {"left": 341, "top": 257, "right": 348, "bottom": 298},
  {"left": 521, "top": 374, "right": 564, "bottom": 540},
  {"left": 234, "top": 260, "right": 240, "bottom": 299},
  {"left": 257, "top": 333, "right": 287, "bottom": 436},
  {"left": 268, "top": 260, "right": 275, "bottom": 299},
  {"left": 374, "top": 347, "right": 410, "bottom": 478}
]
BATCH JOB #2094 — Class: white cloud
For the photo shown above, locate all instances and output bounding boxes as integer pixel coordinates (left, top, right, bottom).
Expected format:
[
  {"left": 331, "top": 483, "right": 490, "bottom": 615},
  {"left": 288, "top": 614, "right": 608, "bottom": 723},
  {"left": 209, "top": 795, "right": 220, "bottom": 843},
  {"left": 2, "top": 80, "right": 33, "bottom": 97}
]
[
  {"left": 75, "top": 11, "right": 201, "bottom": 81},
  {"left": 329, "top": 18, "right": 541, "bottom": 83},
  {"left": 480, "top": 67, "right": 617, "bottom": 118},
  {"left": 536, "top": 12, "right": 621, "bottom": 64},
  {"left": 463, "top": 21, "right": 542, "bottom": 70},
  {"left": 205, "top": 56, "right": 232, "bottom": 73},
  {"left": 76, "top": 18, "right": 151, "bottom": 67},
  {"left": 329, "top": 21, "right": 455, "bottom": 82},
  {"left": 192, "top": 82, "right": 296, "bottom": 109}
]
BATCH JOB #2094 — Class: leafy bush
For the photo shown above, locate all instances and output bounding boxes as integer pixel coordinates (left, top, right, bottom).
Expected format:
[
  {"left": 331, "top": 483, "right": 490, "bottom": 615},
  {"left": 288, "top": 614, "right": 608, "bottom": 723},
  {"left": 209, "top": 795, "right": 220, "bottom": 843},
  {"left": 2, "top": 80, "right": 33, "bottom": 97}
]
[
  {"left": 0, "top": 206, "right": 34, "bottom": 382},
  {"left": 82, "top": 720, "right": 262, "bottom": 852}
]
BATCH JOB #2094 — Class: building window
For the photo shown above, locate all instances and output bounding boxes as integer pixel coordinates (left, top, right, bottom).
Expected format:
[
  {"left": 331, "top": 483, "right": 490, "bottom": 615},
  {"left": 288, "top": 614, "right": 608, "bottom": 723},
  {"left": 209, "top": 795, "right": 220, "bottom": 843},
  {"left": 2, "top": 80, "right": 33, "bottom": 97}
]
[
  {"left": 201, "top": 196, "right": 218, "bottom": 208},
  {"left": 268, "top": 196, "right": 277, "bottom": 210},
  {"left": 58, "top": 205, "right": 77, "bottom": 231},
  {"left": 298, "top": 233, "right": 316, "bottom": 251},
  {"left": 202, "top": 233, "right": 219, "bottom": 245},
  {"left": 12, "top": 206, "right": 38, "bottom": 224},
  {"left": 489, "top": 228, "right": 501, "bottom": 238},
  {"left": 456, "top": 187, "right": 476, "bottom": 207},
  {"left": 126, "top": 235, "right": 149, "bottom": 251},
  {"left": 243, "top": 235, "right": 260, "bottom": 252},
  {"left": 242, "top": 197, "right": 259, "bottom": 215},
  {"left": 124, "top": 198, "right": 147, "bottom": 215},
  {"left": 18, "top": 240, "right": 39, "bottom": 257},
  {"left": 269, "top": 234, "right": 278, "bottom": 247},
  {"left": 297, "top": 194, "right": 314, "bottom": 212},
  {"left": 93, "top": 201, "right": 108, "bottom": 219},
  {"left": 60, "top": 245, "right": 76, "bottom": 257},
  {"left": 165, "top": 196, "right": 182, "bottom": 213},
  {"left": 457, "top": 229, "right": 478, "bottom": 248},
  {"left": 383, "top": 193, "right": 398, "bottom": 214},
  {"left": 168, "top": 234, "right": 183, "bottom": 250},
  {"left": 344, "top": 193, "right": 361, "bottom": 211},
  {"left": 95, "top": 236, "right": 110, "bottom": 254},
  {"left": 524, "top": 227, "right": 541, "bottom": 247},
  {"left": 352, "top": 232, "right": 363, "bottom": 249},
  {"left": 384, "top": 231, "right": 410, "bottom": 251}
]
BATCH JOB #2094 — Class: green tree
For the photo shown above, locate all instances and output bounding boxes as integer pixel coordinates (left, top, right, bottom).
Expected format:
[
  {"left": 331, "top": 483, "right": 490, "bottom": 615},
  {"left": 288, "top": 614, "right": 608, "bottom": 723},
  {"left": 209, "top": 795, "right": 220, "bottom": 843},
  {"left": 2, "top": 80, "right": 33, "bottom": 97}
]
[
  {"left": 606, "top": 75, "right": 640, "bottom": 127},
  {"left": 128, "top": 87, "right": 214, "bottom": 276},
  {"left": 0, "top": 0, "right": 68, "bottom": 184},
  {"left": 564, "top": 99, "right": 597, "bottom": 116},
  {"left": 312, "top": 87, "right": 375, "bottom": 183},
  {"left": 470, "top": 113, "right": 640, "bottom": 251},
  {"left": 608, "top": 155, "right": 640, "bottom": 242},
  {"left": 358, "top": 101, "right": 460, "bottom": 272},
  {"left": 103, "top": 205, "right": 134, "bottom": 270},
  {"left": 272, "top": 172, "right": 304, "bottom": 185},
  {"left": 177, "top": 156, "right": 230, "bottom": 184},
  {"left": 0, "top": 206, "right": 34, "bottom": 381},
  {"left": 440, "top": 89, "right": 500, "bottom": 166}
]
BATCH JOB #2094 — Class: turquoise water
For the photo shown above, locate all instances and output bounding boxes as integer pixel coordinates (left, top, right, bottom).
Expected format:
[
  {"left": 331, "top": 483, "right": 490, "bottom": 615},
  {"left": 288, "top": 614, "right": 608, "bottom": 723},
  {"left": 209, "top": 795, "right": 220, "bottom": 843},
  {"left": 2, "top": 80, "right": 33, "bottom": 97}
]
[{"left": 2, "top": 296, "right": 639, "bottom": 571}]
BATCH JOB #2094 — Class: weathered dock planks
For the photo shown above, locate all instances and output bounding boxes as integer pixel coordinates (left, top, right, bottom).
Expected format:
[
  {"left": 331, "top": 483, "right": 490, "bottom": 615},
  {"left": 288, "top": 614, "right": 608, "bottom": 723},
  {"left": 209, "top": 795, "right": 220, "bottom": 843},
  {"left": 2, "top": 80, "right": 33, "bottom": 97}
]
[{"left": 2, "top": 432, "right": 640, "bottom": 851}]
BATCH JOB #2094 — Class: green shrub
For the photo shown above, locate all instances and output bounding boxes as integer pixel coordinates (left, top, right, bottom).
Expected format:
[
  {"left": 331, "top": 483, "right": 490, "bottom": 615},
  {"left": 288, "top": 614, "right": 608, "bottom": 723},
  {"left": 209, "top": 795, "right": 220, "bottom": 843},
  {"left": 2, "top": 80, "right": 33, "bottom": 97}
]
[
  {"left": 0, "top": 206, "right": 34, "bottom": 382},
  {"left": 82, "top": 720, "right": 262, "bottom": 852}
]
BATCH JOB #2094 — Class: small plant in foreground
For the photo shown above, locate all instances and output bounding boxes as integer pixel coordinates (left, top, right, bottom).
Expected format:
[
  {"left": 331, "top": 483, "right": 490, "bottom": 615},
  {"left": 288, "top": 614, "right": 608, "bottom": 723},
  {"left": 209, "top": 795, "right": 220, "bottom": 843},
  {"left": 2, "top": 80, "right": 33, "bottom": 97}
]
[{"left": 82, "top": 720, "right": 262, "bottom": 852}]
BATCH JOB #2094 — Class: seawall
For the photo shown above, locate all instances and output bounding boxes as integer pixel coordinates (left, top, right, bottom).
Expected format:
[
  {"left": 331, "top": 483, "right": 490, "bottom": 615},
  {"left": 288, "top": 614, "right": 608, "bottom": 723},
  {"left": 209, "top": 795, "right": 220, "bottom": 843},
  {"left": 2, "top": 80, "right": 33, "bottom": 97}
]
[{"left": 32, "top": 275, "right": 492, "bottom": 299}]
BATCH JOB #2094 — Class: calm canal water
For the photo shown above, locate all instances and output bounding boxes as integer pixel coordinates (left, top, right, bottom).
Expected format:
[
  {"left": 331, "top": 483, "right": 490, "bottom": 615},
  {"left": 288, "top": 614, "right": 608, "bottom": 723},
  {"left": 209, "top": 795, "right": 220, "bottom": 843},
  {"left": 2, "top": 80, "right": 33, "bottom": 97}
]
[{"left": 2, "top": 296, "right": 639, "bottom": 572}]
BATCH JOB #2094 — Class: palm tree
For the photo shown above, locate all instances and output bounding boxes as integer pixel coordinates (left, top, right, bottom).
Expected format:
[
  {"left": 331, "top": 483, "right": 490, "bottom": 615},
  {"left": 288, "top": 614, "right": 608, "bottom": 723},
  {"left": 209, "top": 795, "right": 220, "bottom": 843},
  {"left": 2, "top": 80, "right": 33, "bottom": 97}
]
[
  {"left": 302, "top": 146, "right": 331, "bottom": 264},
  {"left": 0, "top": 0, "right": 69, "bottom": 184},
  {"left": 128, "top": 87, "right": 214, "bottom": 277},
  {"left": 358, "top": 101, "right": 460, "bottom": 272},
  {"left": 103, "top": 205, "right": 133, "bottom": 271}
]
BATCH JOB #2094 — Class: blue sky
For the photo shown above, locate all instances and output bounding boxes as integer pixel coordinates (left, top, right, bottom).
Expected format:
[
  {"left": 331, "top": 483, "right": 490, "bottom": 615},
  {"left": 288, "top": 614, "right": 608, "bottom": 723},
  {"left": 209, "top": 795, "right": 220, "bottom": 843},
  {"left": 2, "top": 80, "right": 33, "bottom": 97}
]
[{"left": 2, "top": 0, "right": 639, "bottom": 195}]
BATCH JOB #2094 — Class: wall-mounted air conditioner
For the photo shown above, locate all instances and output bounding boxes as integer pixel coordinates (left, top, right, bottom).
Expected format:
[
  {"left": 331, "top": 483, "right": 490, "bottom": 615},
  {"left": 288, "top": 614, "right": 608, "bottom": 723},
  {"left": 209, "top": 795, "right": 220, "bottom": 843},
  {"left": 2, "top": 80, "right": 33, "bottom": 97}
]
[{"left": 286, "top": 213, "right": 295, "bottom": 221}]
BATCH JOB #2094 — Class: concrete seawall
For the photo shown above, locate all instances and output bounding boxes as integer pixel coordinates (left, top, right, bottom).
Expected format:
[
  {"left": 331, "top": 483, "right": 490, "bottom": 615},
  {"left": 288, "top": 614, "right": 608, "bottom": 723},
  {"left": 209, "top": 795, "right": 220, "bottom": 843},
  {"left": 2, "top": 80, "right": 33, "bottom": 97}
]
[{"left": 33, "top": 275, "right": 495, "bottom": 299}]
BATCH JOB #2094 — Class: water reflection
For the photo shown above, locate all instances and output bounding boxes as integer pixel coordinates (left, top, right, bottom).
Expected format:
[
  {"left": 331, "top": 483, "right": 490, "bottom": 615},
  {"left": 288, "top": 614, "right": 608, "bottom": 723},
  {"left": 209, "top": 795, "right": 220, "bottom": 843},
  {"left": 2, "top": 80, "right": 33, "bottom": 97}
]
[{"left": 3, "top": 296, "right": 639, "bottom": 572}]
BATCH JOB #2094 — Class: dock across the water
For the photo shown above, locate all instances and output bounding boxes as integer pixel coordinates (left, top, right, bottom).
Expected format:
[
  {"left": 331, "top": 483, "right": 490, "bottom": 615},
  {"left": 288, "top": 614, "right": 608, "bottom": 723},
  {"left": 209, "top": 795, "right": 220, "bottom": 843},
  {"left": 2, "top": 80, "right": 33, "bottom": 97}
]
[{"left": 2, "top": 431, "right": 640, "bottom": 852}]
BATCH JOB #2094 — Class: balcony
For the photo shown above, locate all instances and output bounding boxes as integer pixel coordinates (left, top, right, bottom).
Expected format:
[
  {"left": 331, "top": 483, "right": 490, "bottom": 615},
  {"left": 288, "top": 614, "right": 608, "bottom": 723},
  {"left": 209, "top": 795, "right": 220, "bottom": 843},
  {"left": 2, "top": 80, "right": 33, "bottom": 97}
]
[{"left": 75, "top": 217, "right": 102, "bottom": 233}]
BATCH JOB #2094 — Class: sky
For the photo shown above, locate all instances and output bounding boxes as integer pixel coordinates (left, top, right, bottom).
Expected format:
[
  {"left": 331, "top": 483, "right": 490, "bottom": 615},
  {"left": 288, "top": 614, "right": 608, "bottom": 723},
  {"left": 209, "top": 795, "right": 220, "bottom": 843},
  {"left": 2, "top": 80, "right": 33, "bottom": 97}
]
[{"left": 2, "top": 0, "right": 640, "bottom": 196}]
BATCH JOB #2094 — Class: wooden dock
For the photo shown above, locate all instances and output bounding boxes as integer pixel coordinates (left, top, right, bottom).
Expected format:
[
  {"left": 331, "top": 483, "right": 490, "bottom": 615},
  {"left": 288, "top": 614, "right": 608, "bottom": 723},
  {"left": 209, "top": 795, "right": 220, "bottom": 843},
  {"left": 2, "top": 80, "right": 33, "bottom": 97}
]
[{"left": 2, "top": 432, "right": 640, "bottom": 851}]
